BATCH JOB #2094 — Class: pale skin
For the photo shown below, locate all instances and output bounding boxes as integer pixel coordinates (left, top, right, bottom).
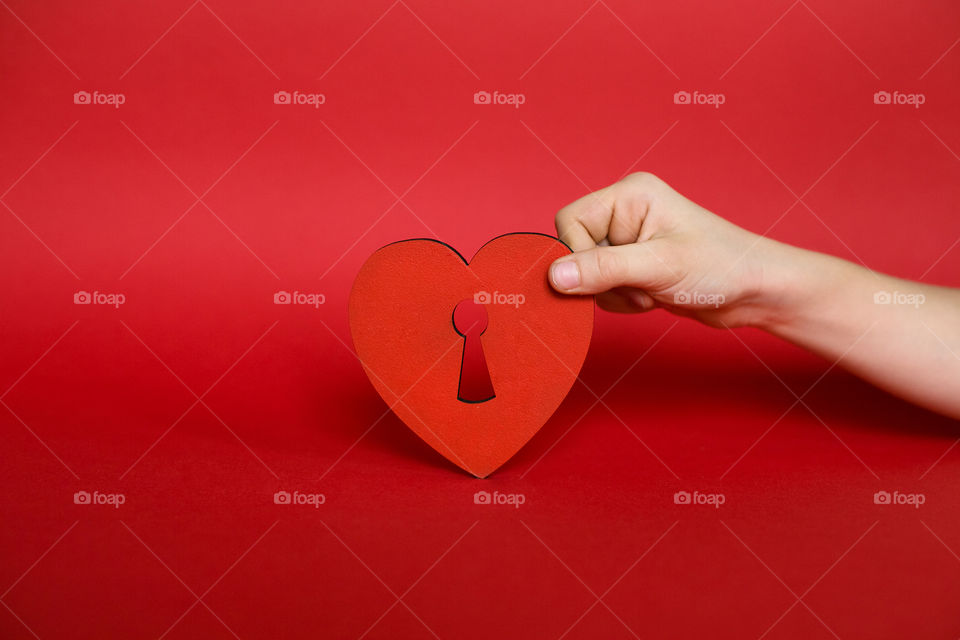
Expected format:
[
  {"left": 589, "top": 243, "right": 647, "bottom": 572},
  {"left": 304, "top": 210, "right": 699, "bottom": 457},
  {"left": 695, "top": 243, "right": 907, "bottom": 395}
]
[{"left": 548, "top": 172, "right": 960, "bottom": 420}]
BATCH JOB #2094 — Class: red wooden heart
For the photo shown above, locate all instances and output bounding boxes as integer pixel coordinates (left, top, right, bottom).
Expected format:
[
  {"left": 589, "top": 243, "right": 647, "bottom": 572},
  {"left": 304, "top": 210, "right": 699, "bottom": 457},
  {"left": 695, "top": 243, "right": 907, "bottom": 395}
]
[{"left": 348, "top": 233, "right": 594, "bottom": 477}]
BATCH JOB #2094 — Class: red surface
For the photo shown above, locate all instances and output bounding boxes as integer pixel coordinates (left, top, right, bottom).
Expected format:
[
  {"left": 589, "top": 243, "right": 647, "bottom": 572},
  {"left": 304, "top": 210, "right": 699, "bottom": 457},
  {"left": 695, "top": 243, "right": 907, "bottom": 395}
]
[
  {"left": 349, "top": 234, "right": 593, "bottom": 478},
  {"left": 1, "top": 0, "right": 959, "bottom": 638}
]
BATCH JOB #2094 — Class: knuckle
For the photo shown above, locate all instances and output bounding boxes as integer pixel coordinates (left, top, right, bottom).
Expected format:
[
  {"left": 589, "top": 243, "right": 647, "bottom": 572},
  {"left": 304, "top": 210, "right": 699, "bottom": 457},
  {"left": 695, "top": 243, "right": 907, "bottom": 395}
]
[{"left": 623, "top": 172, "right": 662, "bottom": 190}]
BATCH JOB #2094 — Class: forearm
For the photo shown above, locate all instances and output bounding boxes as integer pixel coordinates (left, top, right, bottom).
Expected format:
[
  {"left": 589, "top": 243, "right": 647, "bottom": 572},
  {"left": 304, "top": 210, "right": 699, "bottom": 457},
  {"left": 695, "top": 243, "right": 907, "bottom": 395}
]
[{"left": 753, "top": 238, "right": 960, "bottom": 419}]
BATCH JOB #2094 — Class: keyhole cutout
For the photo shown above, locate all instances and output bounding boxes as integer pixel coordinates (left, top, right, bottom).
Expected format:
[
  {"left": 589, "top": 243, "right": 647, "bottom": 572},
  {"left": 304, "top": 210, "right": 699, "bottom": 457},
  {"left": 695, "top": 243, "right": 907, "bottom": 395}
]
[{"left": 453, "top": 299, "right": 495, "bottom": 403}]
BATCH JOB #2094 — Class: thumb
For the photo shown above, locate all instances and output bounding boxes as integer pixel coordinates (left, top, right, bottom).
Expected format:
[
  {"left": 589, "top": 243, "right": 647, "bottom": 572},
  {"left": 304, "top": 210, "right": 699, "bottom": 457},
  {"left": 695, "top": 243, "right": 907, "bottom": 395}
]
[{"left": 549, "top": 243, "right": 668, "bottom": 295}]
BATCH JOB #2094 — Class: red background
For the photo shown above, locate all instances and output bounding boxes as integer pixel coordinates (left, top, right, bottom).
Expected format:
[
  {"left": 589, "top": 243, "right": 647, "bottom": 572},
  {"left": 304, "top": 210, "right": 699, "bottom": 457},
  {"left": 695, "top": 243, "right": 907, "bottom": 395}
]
[{"left": 2, "top": 0, "right": 959, "bottom": 638}]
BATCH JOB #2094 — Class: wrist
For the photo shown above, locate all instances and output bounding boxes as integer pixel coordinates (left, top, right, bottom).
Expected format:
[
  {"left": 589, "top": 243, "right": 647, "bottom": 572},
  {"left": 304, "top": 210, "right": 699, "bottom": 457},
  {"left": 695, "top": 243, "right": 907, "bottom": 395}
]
[{"left": 743, "top": 237, "right": 833, "bottom": 333}]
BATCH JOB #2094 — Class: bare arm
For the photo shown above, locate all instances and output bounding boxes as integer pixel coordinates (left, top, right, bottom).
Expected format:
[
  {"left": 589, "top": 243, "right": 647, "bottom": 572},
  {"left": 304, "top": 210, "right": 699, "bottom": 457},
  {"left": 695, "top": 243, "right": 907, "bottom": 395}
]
[{"left": 548, "top": 173, "right": 960, "bottom": 419}]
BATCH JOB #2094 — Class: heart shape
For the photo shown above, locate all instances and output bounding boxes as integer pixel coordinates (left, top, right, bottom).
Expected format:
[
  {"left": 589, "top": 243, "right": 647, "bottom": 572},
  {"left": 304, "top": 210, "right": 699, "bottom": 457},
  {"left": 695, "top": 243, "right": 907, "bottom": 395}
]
[{"left": 349, "top": 233, "right": 594, "bottom": 477}]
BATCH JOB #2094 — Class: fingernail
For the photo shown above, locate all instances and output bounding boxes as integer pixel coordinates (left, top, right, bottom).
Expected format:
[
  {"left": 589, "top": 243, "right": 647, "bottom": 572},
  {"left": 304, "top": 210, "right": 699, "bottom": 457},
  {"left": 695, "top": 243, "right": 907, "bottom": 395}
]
[{"left": 551, "top": 261, "right": 580, "bottom": 290}]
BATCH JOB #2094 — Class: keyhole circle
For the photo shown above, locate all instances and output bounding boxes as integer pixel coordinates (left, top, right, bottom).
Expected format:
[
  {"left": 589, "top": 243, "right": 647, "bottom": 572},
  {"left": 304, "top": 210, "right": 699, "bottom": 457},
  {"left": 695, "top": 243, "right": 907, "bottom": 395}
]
[{"left": 452, "top": 299, "right": 495, "bottom": 403}]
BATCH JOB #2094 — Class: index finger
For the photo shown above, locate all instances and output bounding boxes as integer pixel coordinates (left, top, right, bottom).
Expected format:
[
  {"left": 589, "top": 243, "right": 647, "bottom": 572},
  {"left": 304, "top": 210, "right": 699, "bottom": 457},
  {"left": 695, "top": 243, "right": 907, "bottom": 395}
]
[{"left": 554, "top": 184, "right": 618, "bottom": 251}]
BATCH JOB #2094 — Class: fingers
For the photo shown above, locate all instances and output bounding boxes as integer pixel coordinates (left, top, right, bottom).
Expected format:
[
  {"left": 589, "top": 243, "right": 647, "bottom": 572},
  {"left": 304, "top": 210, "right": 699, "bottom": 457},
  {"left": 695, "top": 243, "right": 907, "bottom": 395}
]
[
  {"left": 549, "top": 242, "right": 672, "bottom": 295},
  {"left": 554, "top": 184, "right": 617, "bottom": 251},
  {"left": 554, "top": 172, "right": 668, "bottom": 251},
  {"left": 596, "top": 288, "right": 658, "bottom": 313}
]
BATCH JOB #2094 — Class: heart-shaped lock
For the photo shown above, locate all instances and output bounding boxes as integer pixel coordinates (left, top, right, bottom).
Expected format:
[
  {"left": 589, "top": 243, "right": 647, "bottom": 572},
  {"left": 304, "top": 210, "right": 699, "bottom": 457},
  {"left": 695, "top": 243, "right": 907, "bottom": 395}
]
[{"left": 348, "top": 233, "right": 594, "bottom": 477}]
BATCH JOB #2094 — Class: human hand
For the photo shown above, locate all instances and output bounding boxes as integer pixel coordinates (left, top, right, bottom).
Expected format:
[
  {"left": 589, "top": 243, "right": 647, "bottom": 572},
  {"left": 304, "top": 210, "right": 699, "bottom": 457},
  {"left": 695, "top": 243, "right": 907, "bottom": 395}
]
[{"left": 548, "top": 172, "right": 790, "bottom": 328}]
